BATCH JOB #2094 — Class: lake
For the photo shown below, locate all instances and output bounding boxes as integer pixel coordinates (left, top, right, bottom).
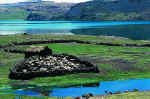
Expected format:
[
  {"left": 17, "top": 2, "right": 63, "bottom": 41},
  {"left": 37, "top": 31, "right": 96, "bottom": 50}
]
[
  {"left": 2, "top": 78, "right": 150, "bottom": 97},
  {"left": 0, "top": 21, "right": 150, "bottom": 40}
]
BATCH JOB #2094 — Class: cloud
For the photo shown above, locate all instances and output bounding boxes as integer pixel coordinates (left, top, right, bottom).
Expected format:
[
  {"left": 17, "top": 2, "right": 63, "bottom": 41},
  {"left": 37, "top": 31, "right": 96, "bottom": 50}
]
[
  {"left": 0, "top": 0, "right": 91, "bottom": 4},
  {"left": 0, "top": 0, "right": 29, "bottom": 4}
]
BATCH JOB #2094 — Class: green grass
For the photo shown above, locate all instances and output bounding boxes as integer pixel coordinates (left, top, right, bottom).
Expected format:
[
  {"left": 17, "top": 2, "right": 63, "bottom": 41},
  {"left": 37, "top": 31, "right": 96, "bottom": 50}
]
[
  {"left": 1, "top": 34, "right": 150, "bottom": 98},
  {"left": 0, "top": 94, "right": 63, "bottom": 99},
  {"left": 91, "top": 91, "right": 150, "bottom": 99},
  {"left": 1, "top": 35, "right": 150, "bottom": 85},
  {"left": 37, "top": 43, "right": 150, "bottom": 72},
  {"left": 0, "top": 34, "right": 149, "bottom": 46}
]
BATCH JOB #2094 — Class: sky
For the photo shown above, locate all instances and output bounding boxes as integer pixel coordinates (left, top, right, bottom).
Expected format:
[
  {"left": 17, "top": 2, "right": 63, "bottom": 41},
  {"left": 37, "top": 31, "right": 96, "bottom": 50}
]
[{"left": 0, "top": 0, "right": 91, "bottom": 4}]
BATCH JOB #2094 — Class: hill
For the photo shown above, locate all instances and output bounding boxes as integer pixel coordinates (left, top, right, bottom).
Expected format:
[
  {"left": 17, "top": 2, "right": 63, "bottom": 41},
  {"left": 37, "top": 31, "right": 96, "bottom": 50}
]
[
  {"left": 0, "top": 0, "right": 150, "bottom": 21},
  {"left": 0, "top": 1, "right": 74, "bottom": 20},
  {"left": 66, "top": 0, "right": 150, "bottom": 21}
]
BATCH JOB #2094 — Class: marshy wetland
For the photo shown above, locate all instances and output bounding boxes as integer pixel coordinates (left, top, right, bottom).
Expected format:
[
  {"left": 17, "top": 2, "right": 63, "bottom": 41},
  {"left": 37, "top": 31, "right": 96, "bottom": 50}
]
[{"left": 1, "top": 34, "right": 150, "bottom": 98}]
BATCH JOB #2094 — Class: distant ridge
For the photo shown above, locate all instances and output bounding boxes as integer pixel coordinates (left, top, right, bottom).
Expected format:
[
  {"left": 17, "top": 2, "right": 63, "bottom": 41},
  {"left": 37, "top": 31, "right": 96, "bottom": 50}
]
[{"left": 0, "top": 0, "right": 150, "bottom": 21}]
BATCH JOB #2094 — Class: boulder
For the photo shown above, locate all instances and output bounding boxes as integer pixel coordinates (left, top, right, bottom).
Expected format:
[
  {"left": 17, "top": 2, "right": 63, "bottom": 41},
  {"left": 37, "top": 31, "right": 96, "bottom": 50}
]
[
  {"left": 0, "top": 62, "right": 3, "bottom": 66},
  {"left": 23, "top": 33, "right": 30, "bottom": 35},
  {"left": 9, "top": 53, "right": 99, "bottom": 80}
]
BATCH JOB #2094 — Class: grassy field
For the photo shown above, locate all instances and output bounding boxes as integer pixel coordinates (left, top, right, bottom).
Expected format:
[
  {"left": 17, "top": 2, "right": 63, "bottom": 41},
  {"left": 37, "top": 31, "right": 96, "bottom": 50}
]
[
  {"left": 0, "top": 34, "right": 149, "bottom": 46},
  {"left": 0, "top": 94, "right": 52, "bottom": 99},
  {"left": 1, "top": 34, "right": 150, "bottom": 98},
  {"left": 1, "top": 91, "right": 150, "bottom": 99},
  {"left": 91, "top": 91, "right": 150, "bottom": 99}
]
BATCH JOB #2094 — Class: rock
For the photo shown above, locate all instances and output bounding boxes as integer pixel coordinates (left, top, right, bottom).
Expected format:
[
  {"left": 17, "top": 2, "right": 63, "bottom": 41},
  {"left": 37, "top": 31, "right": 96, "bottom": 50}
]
[
  {"left": 9, "top": 53, "right": 99, "bottom": 80},
  {"left": 23, "top": 33, "right": 30, "bottom": 35},
  {"left": 108, "top": 92, "right": 113, "bottom": 95},
  {"left": 82, "top": 94, "right": 88, "bottom": 98},
  {"left": 0, "top": 62, "right": 3, "bottom": 66},
  {"left": 114, "top": 91, "right": 121, "bottom": 94},
  {"left": 88, "top": 93, "right": 94, "bottom": 97},
  {"left": 133, "top": 88, "right": 139, "bottom": 92},
  {"left": 124, "top": 90, "right": 130, "bottom": 93},
  {"left": 104, "top": 90, "right": 108, "bottom": 94},
  {"left": 74, "top": 96, "right": 80, "bottom": 99},
  {"left": 82, "top": 94, "right": 90, "bottom": 99},
  {"left": 25, "top": 46, "right": 52, "bottom": 58}
]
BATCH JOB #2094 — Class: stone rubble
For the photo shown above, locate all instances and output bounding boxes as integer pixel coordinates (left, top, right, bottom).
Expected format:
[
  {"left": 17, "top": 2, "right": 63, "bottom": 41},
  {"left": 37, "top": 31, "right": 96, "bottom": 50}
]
[{"left": 19, "top": 54, "right": 88, "bottom": 73}]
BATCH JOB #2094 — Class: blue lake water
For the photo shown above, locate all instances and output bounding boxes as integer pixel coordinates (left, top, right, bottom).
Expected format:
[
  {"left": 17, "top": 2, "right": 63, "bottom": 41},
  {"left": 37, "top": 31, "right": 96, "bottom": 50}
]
[
  {"left": 3, "top": 78, "right": 150, "bottom": 97},
  {"left": 0, "top": 21, "right": 150, "bottom": 40}
]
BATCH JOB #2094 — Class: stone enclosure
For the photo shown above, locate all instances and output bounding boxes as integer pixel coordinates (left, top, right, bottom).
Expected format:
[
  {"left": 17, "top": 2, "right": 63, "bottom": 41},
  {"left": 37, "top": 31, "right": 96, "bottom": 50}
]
[{"left": 9, "top": 46, "right": 99, "bottom": 80}]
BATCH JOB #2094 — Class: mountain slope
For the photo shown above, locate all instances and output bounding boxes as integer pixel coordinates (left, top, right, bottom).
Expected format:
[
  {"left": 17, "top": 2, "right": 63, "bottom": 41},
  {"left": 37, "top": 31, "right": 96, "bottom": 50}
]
[
  {"left": 0, "top": 1, "right": 74, "bottom": 20},
  {"left": 65, "top": 0, "right": 150, "bottom": 21},
  {"left": 0, "top": 0, "right": 150, "bottom": 21},
  {"left": 0, "top": 7, "right": 29, "bottom": 20},
  {"left": 26, "top": 1, "right": 74, "bottom": 21}
]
